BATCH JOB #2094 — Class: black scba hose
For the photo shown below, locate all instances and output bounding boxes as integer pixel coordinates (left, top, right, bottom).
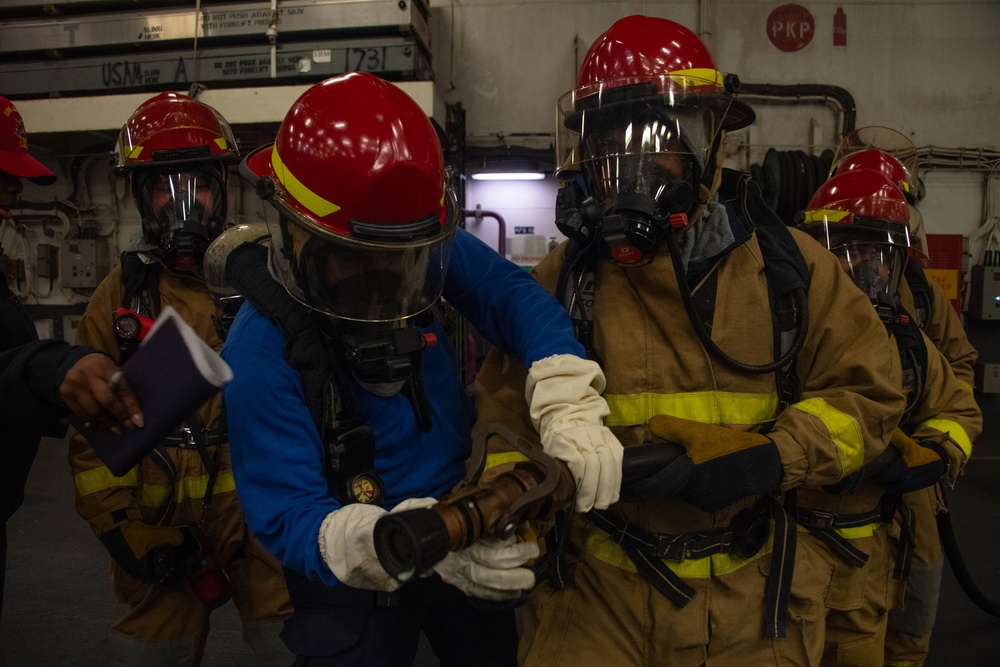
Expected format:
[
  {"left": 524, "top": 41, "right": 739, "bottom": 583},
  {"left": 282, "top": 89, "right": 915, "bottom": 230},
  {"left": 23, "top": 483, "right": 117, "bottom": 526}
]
[{"left": 937, "top": 487, "right": 1000, "bottom": 618}]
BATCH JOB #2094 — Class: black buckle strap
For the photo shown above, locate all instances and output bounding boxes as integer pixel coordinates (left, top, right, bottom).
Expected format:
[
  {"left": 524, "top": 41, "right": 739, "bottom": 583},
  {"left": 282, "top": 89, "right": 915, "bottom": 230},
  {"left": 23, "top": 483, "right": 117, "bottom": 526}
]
[
  {"left": 587, "top": 510, "right": 755, "bottom": 561},
  {"left": 585, "top": 496, "right": 787, "bottom": 627},
  {"left": 161, "top": 426, "right": 227, "bottom": 448},
  {"left": 763, "top": 495, "right": 796, "bottom": 639},
  {"left": 893, "top": 498, "right": 916, "bottom": 581},
  {"left": 794, "top": 493, "right": 907, "bottom": 570},
  {"left": 535, "top": 509, "right": 573, "bottom": 591}
]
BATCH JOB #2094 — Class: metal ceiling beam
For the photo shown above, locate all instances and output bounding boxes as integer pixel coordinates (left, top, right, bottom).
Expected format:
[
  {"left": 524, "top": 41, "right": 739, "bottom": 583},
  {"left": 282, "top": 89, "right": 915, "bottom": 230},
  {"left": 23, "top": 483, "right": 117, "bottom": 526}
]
[
  {"left": 15, "top": 80, "right": 438, "bottom": 132},
  {"left": 0, "top": 0, "right": 430, "bottom": 56}
]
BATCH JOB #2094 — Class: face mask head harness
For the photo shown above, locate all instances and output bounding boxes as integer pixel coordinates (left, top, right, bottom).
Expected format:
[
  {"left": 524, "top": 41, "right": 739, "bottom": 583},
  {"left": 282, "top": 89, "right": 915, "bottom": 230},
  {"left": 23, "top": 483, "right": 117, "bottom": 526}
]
[
  {"left": 555, "top": 15, "right": 755, "bottom": 267},
  {"left": 799, "top": 169, "right": 911, "bottom": 319},
  {"left": 113, "top": 92, "right": 239, "bottom": 272}
]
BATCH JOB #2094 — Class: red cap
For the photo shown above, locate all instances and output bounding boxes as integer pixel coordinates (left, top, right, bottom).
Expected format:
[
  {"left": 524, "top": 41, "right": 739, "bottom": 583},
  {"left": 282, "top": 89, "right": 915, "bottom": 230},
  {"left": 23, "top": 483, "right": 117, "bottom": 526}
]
[{"left": 0, "top": 96, "right": 56, "bottom": 185}]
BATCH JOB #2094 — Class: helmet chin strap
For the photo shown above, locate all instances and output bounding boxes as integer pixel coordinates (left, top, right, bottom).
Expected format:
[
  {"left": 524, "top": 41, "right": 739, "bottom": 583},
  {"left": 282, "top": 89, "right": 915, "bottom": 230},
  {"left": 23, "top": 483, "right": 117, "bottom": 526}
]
[{"left": 326, "top": 315, "right": 437, "bottom": 433}]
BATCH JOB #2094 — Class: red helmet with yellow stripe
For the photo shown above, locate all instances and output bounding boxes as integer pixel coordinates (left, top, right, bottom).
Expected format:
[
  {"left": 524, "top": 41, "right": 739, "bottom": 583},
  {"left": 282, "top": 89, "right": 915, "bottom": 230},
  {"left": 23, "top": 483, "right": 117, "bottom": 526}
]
[
  {"left": 830, "top": 127, "right": 919, "bottom": 203},
  {"left": 556, "top": 15, "right": 754, "bottom": 248},
  {"left": 800, "top": 168, "right": 911, "bottom": 304},
  {"left": 114, "top": 92, "right": 239, "bottom": 272},
  {"left": 835, "top": 149, "right": 915, "bottom": 204},
  {"left": 113, "top": 92, "right": 238, "bottom": 171},
  {"left": 242, "top": 72, "right": 458, "bottom": 322}
]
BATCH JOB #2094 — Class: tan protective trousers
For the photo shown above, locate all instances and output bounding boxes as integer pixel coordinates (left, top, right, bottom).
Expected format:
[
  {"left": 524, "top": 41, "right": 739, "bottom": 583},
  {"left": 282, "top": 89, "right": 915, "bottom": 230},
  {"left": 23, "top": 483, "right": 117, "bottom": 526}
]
[
  {"left": 811, "top": 523, "right": 895, "bottom": 667},
  {"left": 518, "top": 528, "right": 832, "bottom": 666},
  {"left": 884, "top": 486, "right": 945, "bottom": 667},
  {"left": 110, "top": 521, "right": 293, "bottom": 667}
]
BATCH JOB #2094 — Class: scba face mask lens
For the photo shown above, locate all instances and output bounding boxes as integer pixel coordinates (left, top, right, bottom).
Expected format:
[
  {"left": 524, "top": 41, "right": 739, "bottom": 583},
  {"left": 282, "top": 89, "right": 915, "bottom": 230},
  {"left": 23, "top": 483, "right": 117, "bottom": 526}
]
[
  {"left": 136, "top": 169, "right": 226, "bottom": 267},
  {"left": 836, "top": 243, "right": 905, "bottom": 304},
  {"left": 276, "top": 213, "right": 453, "bottom": 323}
]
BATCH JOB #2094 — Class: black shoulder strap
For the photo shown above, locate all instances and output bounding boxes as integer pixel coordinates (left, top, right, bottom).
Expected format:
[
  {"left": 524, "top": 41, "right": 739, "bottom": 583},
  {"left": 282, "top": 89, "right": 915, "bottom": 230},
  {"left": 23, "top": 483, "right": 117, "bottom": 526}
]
[
  {"left": 226, "top": 243, "right": 386, "bottom": 505},
  {"left": 892, "top": 306, "right": 929, "bottom": 423},
  {"left": 556, "top": 237, "right": 601, "bottom": 363},
  {"left": 119, "top": 251, "right": 161, "bottom": 315},
  {"left": 722, "top": 169, "right": 811, "bottom": 410},
  {"left": 904, "top": 262, "right": 935, "bottom": 332},
  {"left": 225, "top": 242, "right": 333, "bottom": 433}
]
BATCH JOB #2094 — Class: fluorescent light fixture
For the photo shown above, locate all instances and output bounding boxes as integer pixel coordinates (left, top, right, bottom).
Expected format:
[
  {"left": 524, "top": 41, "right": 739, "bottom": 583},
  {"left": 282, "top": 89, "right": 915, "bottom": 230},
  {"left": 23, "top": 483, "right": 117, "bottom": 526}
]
[{"left": 471, "top": 172, "right": 546, "bottom": 181}]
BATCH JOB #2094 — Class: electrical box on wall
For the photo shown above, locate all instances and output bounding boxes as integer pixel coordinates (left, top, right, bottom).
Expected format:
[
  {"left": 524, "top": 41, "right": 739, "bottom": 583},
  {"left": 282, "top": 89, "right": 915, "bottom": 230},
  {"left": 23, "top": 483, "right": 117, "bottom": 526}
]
[
  {"left": 36, "top": 243, "right": 59, "bottom": 279},
  {"left": 60, "top": 238, "right": 109, "bottom": 289},
  {"left": 63, "top": 314, "right": 82, "bottom": 344},
  {"left": 975, "top": 363, "right": 1000, "bottom": 394},
  {"left": 967, "top": 265, "right": 1000, "bottom": 320}
]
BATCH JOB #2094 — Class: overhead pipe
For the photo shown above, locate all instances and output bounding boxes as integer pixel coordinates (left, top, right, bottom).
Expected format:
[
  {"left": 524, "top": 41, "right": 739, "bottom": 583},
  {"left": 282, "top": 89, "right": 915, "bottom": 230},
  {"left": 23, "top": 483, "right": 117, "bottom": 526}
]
[
  {"left": 464, "top": 205, "right": 506, "bottom": 258},
  {"left": 737, "top": 83, "right": 857, "bottom": 138}
]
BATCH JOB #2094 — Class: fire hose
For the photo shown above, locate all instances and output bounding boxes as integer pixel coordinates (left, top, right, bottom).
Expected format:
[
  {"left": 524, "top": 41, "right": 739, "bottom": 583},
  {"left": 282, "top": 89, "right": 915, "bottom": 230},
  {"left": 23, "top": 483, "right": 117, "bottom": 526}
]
[{"left": 373, "top": 423, "right": 683, "bottom": 582}]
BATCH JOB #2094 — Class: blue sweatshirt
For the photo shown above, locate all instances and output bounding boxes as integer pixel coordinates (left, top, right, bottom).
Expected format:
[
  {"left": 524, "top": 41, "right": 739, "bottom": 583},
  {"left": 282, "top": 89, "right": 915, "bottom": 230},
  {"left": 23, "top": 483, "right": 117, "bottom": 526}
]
[{"left": 222, "top": 228, "right": 584, "bottom": 586}]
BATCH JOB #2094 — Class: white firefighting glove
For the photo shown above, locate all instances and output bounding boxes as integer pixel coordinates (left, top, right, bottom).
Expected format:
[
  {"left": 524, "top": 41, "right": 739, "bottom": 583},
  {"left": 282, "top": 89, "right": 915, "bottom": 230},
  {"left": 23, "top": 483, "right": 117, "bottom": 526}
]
[
  {"left": 318, "top": 497, "right": 437, "bottom": 591},
  {"left": 433, "top": 535, "right": 540, "bottom": 601},
  {"left": 526, "top": 354, "right": 624, "bottom": 512}
]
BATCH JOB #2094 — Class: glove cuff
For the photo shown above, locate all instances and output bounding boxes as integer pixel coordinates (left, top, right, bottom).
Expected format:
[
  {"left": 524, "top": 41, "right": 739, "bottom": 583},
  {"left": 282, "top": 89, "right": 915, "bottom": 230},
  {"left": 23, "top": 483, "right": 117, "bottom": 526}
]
[
  {"left": 526, "top": 354, "right": 609, "bottom": 432},
  {"left": 319, "top": 503, "right": 400, "bottom": 591}
]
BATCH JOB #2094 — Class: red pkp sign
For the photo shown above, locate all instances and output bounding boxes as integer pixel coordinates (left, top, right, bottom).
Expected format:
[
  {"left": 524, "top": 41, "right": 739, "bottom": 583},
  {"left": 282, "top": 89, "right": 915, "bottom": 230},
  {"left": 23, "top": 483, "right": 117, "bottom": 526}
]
[{"left": 767, "top": 4, "right": 815, "bottom": 52}]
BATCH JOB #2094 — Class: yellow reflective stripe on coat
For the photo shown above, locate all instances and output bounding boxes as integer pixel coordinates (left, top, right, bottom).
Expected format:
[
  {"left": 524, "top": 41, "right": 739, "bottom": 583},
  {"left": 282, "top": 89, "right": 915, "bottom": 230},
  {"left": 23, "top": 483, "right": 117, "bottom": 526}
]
[
  {"left": 956, "top": 379, "right": 973, "bottom": 394},
  {"left": 571, "top": 514, "right": 773, "bottom": 578},
  {"left": 795, "top": 522, "right": 875, "bottom": 540},
  {"left": 603, "top": 391, "right": 779, "bottom": 428},
  {"left": 917, "top": 418, "right": 973, "bottom": 459},
  {"left": 73, "top": 466, "right": 139, "bottom": 496},
  {"left": 573, "top": 517, "right": 877, "bottom": 577},
  {"left": 791, "top": 397, "right": 865, "bottom": 474},
  {"left": 74, "top": 466, "right": 237, "bottom": 506}
]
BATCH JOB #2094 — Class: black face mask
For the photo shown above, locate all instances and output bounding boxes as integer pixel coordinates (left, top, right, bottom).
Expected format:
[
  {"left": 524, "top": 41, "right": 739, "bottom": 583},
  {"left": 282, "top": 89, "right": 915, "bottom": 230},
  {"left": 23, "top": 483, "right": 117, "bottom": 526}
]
[
  {"left": 330, "top": 314, "right": 436, "bottom": 432},
  {"left": 149, "top": 200, "right": 216, "bottom": 272},
  {"left": 557, "top": 167, "right": 697, "bottom": 267}
]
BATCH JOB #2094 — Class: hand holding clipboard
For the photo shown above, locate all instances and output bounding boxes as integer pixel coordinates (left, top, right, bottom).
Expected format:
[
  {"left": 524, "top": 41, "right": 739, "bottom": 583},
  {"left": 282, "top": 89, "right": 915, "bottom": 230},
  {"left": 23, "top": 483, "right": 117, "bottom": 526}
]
[{"left": 75, "top": 306, "right": 233, "bottom": 476}]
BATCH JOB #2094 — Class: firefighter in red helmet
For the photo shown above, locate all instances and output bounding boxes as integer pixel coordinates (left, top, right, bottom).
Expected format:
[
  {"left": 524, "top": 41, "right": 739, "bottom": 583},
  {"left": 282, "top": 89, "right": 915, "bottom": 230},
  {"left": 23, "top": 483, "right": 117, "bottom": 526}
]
[
  {"left": 473, "top": 15, "right": 904, "bottom": 665},
  {"left": 220, "top": 71, "right": 622, "bottom": 664},
  {"left": 833, "top": 136, "right": 977, "bottom": 390},
  {"left": 833, "top": 134, "right": 981, "bottom": 667},
  {"left": 68, "top": 92, "right": 293, "bottom": 666},
  {"left": 798, "top": 168, "right": 980, "bottom": 666}
]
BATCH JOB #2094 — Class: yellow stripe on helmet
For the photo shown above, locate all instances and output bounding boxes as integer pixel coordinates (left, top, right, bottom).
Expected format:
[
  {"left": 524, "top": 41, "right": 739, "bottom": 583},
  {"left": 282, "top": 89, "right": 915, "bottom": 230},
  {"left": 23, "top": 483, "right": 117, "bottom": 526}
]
[
  {"left": 669, "top": 68, "right": 725, "bottom": 88},
  {"left": 802, "top": 208, "right": 852, "bottom": 224},
  {"left": 127, "top": 145, "right": 144, "bottom": 160},
  {"left": 271, "top": 144, "right": 341, "bottom": 218}
]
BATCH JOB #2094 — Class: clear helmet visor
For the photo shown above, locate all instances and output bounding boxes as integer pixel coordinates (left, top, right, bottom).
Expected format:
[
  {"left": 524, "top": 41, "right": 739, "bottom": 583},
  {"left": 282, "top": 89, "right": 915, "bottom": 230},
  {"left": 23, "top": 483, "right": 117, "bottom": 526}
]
[
  {"left": 135, "top": 168, "right": 226, "bottom": 245},
  {"left": 264, "top": 190, "right": 459, "bottom": 323},
  {"left": 801, "top": 218, "right": 910, "bottom": 302},
  {"left": 556, "top": 74, "right": 732, "bottom": 209}
]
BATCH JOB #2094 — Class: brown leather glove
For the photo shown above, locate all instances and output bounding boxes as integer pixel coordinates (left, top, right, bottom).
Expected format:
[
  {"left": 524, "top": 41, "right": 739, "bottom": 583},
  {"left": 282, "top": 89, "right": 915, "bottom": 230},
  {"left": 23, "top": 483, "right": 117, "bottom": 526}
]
[{"left": 646, "top": 414, "right": 783, "bottom": 512}]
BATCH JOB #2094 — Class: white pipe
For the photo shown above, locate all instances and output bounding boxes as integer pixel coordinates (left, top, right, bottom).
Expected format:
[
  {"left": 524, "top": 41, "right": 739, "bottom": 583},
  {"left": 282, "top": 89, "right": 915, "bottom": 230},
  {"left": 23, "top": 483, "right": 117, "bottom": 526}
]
[
  {"left": 269, "top": 0, "right": 278, "bottom": 79},
  {"left": 193, "top": 0, "right": 202, "bottom": 81}
]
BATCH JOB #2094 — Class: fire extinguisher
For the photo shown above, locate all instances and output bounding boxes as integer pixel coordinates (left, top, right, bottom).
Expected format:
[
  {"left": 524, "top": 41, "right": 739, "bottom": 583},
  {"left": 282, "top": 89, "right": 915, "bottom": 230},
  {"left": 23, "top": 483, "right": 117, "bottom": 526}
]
[{"left": 833, "top": 8, "right": 847, "bottom": 46}]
